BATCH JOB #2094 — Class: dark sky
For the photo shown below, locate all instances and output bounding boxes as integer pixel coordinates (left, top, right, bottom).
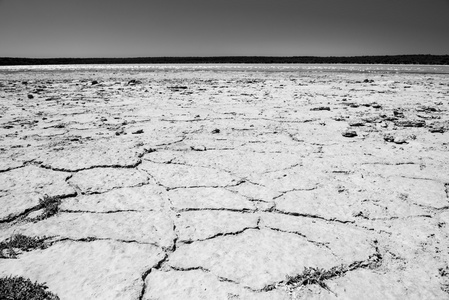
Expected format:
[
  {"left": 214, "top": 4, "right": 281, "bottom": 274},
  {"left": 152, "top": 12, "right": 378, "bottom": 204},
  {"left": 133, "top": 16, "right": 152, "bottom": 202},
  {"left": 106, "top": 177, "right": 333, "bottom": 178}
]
[{"left": 0, "top": 0, "right": 448, "bottom": 57}]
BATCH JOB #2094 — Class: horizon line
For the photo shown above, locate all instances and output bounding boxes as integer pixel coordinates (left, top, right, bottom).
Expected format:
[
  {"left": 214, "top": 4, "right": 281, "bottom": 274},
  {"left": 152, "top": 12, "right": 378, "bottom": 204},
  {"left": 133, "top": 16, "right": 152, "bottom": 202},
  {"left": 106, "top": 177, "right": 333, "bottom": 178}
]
[
  {"left": 1, "top": 55, "right": 448, "bottom": 66},
  {"left": 1, "top": 54, "right": 449, "bottom": 59}
]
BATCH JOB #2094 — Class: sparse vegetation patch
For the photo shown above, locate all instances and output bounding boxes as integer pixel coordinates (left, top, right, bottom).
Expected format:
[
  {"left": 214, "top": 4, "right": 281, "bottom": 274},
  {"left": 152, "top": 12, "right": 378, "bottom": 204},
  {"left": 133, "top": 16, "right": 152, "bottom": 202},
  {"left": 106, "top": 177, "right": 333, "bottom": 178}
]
[
  {"left": 0, "top": 276, "right": 60, "bottom": 300},
  {"left": 0, "top": 234, "right": 47, "bottom": 259},
  {"left": 284, "top": 253, "right": 382, "bottom": 293},
  {"left": 285, "top": 265, "right": 347, "bottom": 292}
]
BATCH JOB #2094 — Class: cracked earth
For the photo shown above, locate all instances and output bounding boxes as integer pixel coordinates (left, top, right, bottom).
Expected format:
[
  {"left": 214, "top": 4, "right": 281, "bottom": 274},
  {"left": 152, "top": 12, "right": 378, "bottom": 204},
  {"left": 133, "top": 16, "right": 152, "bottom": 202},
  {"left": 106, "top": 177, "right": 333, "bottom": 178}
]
[{"left": 1, "top": 67, "right": 449, "bottom": 299}]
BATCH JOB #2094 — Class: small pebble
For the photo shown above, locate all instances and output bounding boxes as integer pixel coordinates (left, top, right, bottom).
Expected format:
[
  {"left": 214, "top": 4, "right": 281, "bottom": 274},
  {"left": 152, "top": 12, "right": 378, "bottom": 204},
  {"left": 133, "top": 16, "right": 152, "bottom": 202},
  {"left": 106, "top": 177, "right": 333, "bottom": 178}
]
[{"left": 342, "top": 130, "right": 357, "bottom": 137}]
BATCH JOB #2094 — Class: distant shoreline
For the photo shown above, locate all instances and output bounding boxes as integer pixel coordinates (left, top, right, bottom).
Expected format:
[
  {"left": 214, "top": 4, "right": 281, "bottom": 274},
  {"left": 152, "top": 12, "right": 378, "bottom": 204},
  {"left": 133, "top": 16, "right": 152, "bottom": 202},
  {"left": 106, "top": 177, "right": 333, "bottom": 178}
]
[{"left": 0, "top": 55, "right": 448, "bottom": 66}]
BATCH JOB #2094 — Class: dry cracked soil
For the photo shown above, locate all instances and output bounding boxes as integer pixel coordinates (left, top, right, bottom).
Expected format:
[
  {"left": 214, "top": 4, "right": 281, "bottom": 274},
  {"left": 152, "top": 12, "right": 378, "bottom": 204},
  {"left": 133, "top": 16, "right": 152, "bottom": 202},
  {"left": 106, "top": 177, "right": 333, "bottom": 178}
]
[{"left": 0, "top": 67, "right": 449, "bottom": 299}]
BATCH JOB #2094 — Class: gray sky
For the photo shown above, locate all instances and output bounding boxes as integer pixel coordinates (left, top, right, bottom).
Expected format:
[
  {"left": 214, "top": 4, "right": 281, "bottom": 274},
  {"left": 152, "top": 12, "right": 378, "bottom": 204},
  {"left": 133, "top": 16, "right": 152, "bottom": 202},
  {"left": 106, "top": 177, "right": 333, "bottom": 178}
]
[{"left": 0, "top": 0, "right": 448, "bottom": 57}]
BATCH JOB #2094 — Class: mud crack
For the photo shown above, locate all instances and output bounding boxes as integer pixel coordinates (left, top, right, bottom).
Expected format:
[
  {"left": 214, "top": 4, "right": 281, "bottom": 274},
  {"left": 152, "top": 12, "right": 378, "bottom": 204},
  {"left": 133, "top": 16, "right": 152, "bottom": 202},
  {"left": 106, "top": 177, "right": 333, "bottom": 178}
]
[
  {"left": 138, "top": 253, "right": 170, "bottom": 300},
  {"left": 179, "top": 226, "right": 259, "bottom": 244}
]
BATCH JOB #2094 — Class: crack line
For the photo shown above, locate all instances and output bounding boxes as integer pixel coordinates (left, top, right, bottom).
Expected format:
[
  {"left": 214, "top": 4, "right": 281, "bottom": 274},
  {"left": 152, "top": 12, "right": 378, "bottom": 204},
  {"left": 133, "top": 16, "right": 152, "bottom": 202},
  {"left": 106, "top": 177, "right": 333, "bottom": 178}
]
[{"left": 178, "top": 226, "right": 259, "bottom": 245}]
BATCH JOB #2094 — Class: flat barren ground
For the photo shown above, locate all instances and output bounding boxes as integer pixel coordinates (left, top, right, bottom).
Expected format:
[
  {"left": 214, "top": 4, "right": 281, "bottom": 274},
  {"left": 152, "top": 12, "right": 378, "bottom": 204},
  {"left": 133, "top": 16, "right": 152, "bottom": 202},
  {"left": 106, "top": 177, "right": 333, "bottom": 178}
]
[{"left": 1, "top": 67, "right": 449, "bottom": 299}]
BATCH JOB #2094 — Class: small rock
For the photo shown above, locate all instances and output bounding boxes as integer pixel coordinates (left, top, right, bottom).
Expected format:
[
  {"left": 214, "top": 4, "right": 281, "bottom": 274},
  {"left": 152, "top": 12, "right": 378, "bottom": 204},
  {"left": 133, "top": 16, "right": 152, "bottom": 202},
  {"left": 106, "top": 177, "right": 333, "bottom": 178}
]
[
  {"left": 27, "top": 94, "right": 34, "bottom": 99},
  {"left": 211, "top": 129, "right": 220, "bottom": 134},
  {"left": 132, "top": 129, "right": 144, "bottom": 134},
  {"left": 1, "top": 248, "right": 18, "bottom": 258},
  {"left": 393, "top": 109, "right": 405, "bottom": 118},
  {"left": 393, "top": 137, "right": 408, "bottom": 144},
  {"left": 127, "top": 79, "right": 142, "bottom": 85},
  {"left": 25, "top": 208, "right": 46, "bottom": 221},
  {"left": 91, "top": 80, "right": 99, "bottom": 85},
  {"left": 348, "top": 119, "right": 365, "bottom": 127},
  {"left": 429, "top": 126, "right": 446, "bottom": 133},
  {"left": 382, "top": 115, "right": 398, "bottom": 122},
  {"left": 310, "top": 106, "right": 331, "bottom": 111},
  {"left": 190, "top": 145, "right": 207, "bottom": 151},
  {"left": 384, "top": 133, "right": 408, "bottom": 144},
  {"left": 342, "top": 130, "right": 357, "bottom": 137},
  {"left": 383, "top": 134, "right": 395, "bottom": 143},
  {"left": 333, "top": 115, "right": 346, "bottom": 121},
  {"left": 416, "top": 106, "right": 439, "bottom": 113},
  {"left": 361, "top": 116, "right": 380, "bottom": 123},
  {"left": 417, "top": 114, "right": 441, "bottom": 120},
  {"left": 394, "top": 119, "right": 426, "bottom": 127},
  {"left": 169, "top": 86, "right": 188, "bottom": 91}
]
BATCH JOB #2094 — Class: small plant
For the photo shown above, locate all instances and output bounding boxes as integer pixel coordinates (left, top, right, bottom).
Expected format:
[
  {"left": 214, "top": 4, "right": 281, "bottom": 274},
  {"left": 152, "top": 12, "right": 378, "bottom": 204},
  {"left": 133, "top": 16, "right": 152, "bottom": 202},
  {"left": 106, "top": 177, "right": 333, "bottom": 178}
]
[
  {"left": 0, "top": 234, "right": 47, "bottom": 259},
  {"left": 35, "top": 195, "right": 62, "bottom": 221},
  {"left": 0, "top": 276, "right": 59, "bottom": 300},
  {"left": 439, "top": 266, "right": 449, "bottom": 294},
  {"left": 442, "top": 284, "right": 449, "bottom": 294},
  {"left": 285, "top": 265, "right": 347, "bottom": 292},
  {"left": 398, "top": 193, "right": 409, "bottom": 201}
]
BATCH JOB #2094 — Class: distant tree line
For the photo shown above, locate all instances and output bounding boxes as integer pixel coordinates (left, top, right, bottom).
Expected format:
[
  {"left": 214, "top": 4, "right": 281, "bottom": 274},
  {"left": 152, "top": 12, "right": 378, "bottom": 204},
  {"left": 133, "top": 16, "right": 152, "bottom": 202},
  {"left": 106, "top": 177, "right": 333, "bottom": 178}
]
[{"left": 0, "top": 55, "right": 448, "bottom": 66}]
